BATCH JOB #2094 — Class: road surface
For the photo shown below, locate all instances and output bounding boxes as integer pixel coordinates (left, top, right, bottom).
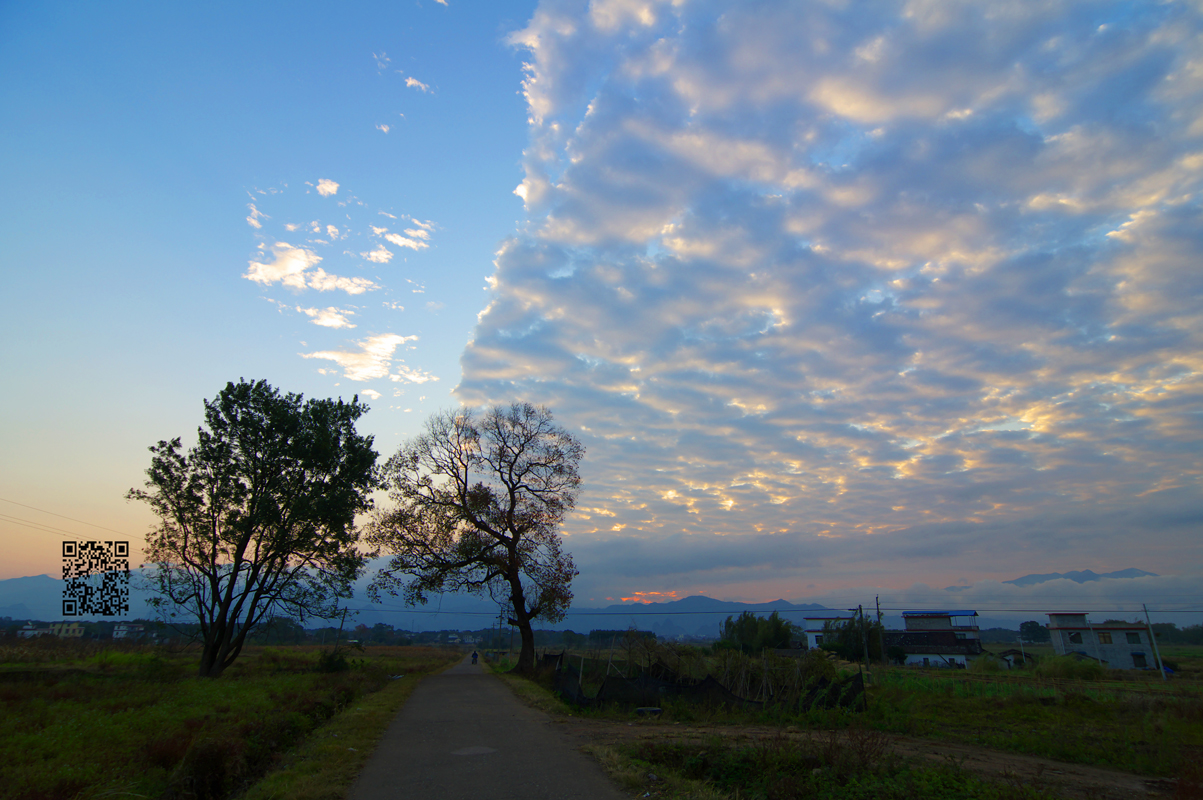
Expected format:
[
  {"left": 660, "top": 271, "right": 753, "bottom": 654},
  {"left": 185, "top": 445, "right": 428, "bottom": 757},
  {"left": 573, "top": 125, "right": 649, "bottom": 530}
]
[{"left": 349, "top": 655, "right": 628, "bottom": 800}]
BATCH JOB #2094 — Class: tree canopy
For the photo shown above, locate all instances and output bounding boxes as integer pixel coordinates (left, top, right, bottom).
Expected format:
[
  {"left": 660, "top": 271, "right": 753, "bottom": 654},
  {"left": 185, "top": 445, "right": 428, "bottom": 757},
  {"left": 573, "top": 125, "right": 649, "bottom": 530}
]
[
  {"left": 719, "top": 611, "right": 797, "bottom": 653},
  {"left": 1020, "top": 620, "right": 1051, "bottom": 643},
  {"left": 367, "top": 403, "right": 583, "bottom": 674},
  {"left": 128, "top": 379, "right": 377, "bottom": 677},
  {"left": 820, "top": 616, "right": 884, "bottom": 662}
]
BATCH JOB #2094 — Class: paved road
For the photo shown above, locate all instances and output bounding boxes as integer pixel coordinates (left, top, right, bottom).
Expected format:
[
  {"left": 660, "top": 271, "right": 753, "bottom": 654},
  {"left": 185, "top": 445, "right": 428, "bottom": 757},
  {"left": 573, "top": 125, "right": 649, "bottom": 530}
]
[{"left": 349, "top": 656, "right": 629, "bottom": 800}]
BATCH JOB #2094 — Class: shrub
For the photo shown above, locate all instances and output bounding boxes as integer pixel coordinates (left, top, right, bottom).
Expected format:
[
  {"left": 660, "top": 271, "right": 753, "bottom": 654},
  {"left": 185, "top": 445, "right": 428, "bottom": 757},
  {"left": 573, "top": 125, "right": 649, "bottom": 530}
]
[
  {"left": 1032, "top": 655, "right": 1105, "bottom": 680},
  {"left": 969, "top": 656, "right": 1002, "bottom": 673},
  {"left": 317, "top": 649, "right": 349, "bottom": 673}
]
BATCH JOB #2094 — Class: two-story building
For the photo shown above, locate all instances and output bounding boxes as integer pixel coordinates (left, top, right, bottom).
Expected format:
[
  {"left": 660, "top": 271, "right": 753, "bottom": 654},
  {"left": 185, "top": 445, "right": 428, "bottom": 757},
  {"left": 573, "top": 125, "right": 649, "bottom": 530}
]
[
  {"left": 1046, "top": 613, "right": 1157, "bottom": 670},
  {"left": 113, "top": 622, "right": 145, "bottom": 640},
  {"left": 49, "top": 622, "right": 85, "bottom": 638},
  {"left": 882, "top": 610, "right": 984, "bottom": 668}
]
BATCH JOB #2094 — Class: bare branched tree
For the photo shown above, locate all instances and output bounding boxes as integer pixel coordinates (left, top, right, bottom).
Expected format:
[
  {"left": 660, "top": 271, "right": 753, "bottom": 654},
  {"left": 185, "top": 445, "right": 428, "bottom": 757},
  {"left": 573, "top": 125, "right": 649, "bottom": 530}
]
[{"left": 367, "top": 403, "right": 583, "bottom": 674}]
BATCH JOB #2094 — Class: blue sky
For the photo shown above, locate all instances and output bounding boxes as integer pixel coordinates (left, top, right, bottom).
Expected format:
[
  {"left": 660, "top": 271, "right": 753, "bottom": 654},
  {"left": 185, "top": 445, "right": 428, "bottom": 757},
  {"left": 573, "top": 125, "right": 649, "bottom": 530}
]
[{"left": 2, "top": 0, "right": 1201, "bottom": 619}]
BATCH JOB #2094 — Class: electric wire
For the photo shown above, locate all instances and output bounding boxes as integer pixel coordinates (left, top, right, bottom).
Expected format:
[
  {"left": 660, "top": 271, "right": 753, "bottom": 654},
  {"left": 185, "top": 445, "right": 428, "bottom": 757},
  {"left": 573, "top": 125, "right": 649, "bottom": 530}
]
[{"left": 0, "top": 497, "right": 132, "bottom": 537}]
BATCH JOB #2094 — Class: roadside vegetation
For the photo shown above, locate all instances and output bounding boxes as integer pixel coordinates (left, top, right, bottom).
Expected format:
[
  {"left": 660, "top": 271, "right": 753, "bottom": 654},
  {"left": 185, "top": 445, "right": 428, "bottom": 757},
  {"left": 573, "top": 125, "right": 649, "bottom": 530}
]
[
  {"left": 1, "top": 637, "right": 460, "bottom": 800},
  {"left": 487, "top": 641, "right": 1203, "bottom": 799}
]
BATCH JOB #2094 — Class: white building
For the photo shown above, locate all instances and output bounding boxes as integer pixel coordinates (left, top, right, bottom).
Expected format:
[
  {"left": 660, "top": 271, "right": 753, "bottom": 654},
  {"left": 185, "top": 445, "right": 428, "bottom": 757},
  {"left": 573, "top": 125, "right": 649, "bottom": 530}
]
[{"left": 1046, "top": 613, "right": 1157, "bottom": 670}]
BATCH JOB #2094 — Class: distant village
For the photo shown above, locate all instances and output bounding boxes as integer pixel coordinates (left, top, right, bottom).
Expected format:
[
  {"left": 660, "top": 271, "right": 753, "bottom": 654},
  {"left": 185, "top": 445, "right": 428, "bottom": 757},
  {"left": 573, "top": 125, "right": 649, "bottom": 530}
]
[{"left": 7, "top": 609, "right": 1199, "bottom": 672}]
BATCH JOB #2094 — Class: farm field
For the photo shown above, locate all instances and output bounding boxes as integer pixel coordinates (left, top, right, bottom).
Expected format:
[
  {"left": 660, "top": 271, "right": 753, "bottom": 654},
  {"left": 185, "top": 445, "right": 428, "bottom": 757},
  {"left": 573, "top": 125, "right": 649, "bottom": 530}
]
[
  {"left": 0, "top": 638, "right": 460, "bottom": 800},
  {"left": 492, "top": 643, "right": 1203, "bottom": 799}
]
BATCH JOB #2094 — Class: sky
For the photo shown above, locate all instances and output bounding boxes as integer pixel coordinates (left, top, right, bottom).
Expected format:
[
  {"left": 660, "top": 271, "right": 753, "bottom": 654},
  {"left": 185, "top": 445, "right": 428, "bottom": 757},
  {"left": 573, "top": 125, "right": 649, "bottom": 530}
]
[{"left": 2, "top": 0, "right": 1201, "bottom": 623}]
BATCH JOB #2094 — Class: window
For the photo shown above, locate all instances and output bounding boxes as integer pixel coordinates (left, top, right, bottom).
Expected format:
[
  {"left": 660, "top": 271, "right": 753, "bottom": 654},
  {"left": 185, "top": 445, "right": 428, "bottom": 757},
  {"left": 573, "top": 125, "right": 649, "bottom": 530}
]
[
  {"left": 1133, "top": 654, "right": 1148, "bottom": 668},
  {"left": 1098, "top": 632, "right": 1113, "bottom": 644},
  {"left": 814, "top": 635, "right": 823, "bottom": 645},
  {"left": 1068, "top": 632, "right": 1082, "bottom": 644},
  {"left": 1127, "top": 632, "right": 1141, "bottom": 645}
]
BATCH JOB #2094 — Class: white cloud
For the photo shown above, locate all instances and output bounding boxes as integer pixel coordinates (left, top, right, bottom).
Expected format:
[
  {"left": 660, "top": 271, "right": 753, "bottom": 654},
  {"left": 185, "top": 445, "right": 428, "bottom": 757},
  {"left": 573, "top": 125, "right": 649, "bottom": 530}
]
[
  {"left": 376, "top": 123, "right": 390, "bottom": 134},
  {"left": 244, "top": 243, "right": 322, "bottom": 290},
  {"left": 306, "top": 268, "right": 377, "bottom": 294},
  {"left": 246, "top": 203, "right": 268, "bottom": 229},
  {"left": 361, "top": 389, "right": 382, "bottom": 400},
  {"left": 362, "top": 244, "right": 394, "bottom": 263},
  {"left": 297, "top": 306, "right": 357, "bottom": 328},
  {"left": 405, "top": 77, "right": 430, "bottom": 93},
  {"left": 390, "top": 364, "right": 438, "bottom": 384},
  {"left": 302, "top": 333, "right": 418, "bottom": 381},
  {"left": 244, "top": 242, "right": 377, "bottom": 294},
  {"left": 435, "top": 0, "right": 448, "bottom": 5},
  {"left": 384, "top": 232, "right": 428, "bottom": 251},
  {"left": 326, "top": 225, "right": 340, "bottom": 239},
  {"left": 459, "top": 0, "right": 1203, "bottom": 599},
  {"left": 316, "top": 179, "right": 339, "bottom": 197}
]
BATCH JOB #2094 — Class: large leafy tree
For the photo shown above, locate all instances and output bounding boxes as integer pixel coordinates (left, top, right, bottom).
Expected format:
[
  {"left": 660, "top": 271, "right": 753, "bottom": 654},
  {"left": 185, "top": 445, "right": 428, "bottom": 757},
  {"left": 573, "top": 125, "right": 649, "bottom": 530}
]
[
  {"left": 367, "top": 403, "right": 583, "bottom": 674},
  {"left": 128, "top": 379, "right": 377, "bottom": 677},
  {"left": 720, "top": 611, "right": 798, "bottom": 653}
]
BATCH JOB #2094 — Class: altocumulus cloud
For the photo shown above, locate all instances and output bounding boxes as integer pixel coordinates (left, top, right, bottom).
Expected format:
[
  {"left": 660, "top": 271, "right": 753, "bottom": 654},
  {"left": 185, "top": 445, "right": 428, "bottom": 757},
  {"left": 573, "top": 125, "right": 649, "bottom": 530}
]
[
  {"left": 241, "top": 179, "right": 441, "bottom": 395},
  {"left": 457, "top": 0, "right": 1203, "bottom": 601},
  {"left": 303, "top": 333, "right": 420, "bottom": 382}
]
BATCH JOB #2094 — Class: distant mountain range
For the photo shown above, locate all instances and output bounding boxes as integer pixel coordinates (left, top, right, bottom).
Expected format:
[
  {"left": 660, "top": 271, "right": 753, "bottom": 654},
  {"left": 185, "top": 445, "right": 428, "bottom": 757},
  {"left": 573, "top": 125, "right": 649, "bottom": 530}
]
[
  {"left": 0, "top": 574, "right": 830, "bottom": 635},
  {"left": 0, "top": 567, "right": 1159, "bottom": 632},
  {"left": 1003, "top": 568, "right": 1158, "bottom": 586}
]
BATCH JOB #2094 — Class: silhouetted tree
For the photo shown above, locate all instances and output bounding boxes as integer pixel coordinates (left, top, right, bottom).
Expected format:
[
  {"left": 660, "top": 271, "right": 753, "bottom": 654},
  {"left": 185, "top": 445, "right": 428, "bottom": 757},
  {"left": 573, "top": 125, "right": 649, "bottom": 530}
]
[
  {"left": 820, "top": 616, "right": 884, "bottom": 662},
  {"left": 367, "top": 404, "right": 583, "bottom": 675},
  {"left": 129, "top": 379, "right": 377, "bottom": 677},
  {"left": 720, "top": 611, "right": 797, "bottom": 652},
  {"left": 1020, "top": 620, "right": 1051, "bottom": 643}
]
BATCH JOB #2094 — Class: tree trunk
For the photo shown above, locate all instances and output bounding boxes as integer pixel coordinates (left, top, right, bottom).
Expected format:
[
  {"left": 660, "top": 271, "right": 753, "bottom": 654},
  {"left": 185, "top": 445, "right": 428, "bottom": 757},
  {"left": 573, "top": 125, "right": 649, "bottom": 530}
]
[
  {"left": 514, "top": 618, "right": 536, "bottom": 674},
  {"left": 198, "top": 640, "right": 225, "bottom": 677},
  {"left": 506, "top": 559, "right": 538, "bottom": 674}
]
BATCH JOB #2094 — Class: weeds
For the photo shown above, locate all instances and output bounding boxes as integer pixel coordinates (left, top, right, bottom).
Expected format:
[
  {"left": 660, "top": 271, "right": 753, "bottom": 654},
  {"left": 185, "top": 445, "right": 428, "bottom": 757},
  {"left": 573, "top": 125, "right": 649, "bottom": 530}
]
[
  {"left": 1, "top": 644, "right": 459, "bottom": 800},
  {"left": 617, "top": 727, "right": 1058, "bottom": 799}
]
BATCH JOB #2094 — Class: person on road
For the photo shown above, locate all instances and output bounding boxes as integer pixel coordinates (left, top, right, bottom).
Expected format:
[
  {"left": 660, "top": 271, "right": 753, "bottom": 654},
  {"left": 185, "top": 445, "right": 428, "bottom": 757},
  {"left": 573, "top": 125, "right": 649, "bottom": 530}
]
[{"left": 471, "top": 650, "right": 478, "bottom": 664}]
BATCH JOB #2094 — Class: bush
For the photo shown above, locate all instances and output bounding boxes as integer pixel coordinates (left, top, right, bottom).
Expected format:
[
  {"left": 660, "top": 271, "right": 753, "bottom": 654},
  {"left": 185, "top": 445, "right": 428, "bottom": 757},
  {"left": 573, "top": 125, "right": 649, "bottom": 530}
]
[
  {"left": 317, "top": 649, "right": 349, "bottom": 673},
  {"left": 969, "top": 656, "right": 1002, "bottom": 673},
  {"left": 1032, "top": 655, "right": 1105, "bottom": 680}
]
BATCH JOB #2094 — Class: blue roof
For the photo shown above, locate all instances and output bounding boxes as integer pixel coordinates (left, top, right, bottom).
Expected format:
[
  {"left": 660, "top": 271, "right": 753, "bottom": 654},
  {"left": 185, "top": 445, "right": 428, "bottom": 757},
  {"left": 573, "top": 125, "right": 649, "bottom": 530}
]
[{"left": 902, "top": 610, "right": 978, "bottom": 617}]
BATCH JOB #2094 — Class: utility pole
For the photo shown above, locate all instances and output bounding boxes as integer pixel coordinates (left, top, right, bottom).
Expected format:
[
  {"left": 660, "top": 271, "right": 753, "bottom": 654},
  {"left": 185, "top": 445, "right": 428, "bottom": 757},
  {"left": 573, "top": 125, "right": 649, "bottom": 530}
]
[
  {"left": 1144, "top": 603, "right": 1167, "bottom": 681},
  {"left": 876, "top": 595, "right": 886, "bottom": 666},
  {"left": 859, "top": 604, "right": 870, "bottom": 676}
]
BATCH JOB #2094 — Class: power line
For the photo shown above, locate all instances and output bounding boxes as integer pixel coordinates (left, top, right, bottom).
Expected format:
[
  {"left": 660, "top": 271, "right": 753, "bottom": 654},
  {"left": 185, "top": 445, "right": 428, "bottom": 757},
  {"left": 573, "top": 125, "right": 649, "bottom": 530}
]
[
  {"left": 0, "top": 513, "right": 97, "bottom": 539},
  {"left": 342, "top": 602, "right": 1201, "bottom": 617},
  {"left": 0, "top": 497, "right": 133, "bottom": 537}
]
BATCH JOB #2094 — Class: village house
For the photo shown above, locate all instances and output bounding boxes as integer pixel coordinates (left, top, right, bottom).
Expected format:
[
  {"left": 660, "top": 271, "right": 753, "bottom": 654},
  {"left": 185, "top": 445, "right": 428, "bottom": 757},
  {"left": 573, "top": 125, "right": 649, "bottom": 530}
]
[
  {"left": 49, "top": 622, "right": 85, "bottom": 638},
  {"left": 19, "top": 623, "right": 52, "bottom": 638},
  {"left": 800, "top": 614, "right": 854, "bottom": 650},
  {"left": 1045, "top": 613, "right": 1158, "bottom": 670},
  {"left": 882, "top": 610, "right": 984, "bottom": 668},
  {"left": 112, "top": 622, "right": 145, "bottom": 640}
]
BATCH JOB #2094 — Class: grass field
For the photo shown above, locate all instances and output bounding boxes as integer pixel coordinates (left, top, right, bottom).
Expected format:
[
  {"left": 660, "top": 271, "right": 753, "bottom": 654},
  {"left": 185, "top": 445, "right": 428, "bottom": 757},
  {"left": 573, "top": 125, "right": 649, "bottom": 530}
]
[
  {"left": 492, "top": 643, "right": 1203, "bottom": 799},
  {"left": 0, "top": 638, "right": 461, "bottom": 800}
]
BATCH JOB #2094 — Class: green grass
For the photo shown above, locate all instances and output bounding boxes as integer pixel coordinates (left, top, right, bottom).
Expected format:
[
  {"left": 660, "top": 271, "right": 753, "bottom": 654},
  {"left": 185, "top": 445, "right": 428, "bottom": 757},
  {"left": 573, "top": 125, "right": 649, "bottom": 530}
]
[
  {"left": 0, "top": 642, "right": 461, "bottom": 800},
  {"left": 241, "top": 654, "right": 459, "bottom": 800},
  {"left": 607, "top": 731, "right": 1060, "bottom": 799},
  {"left": 523, "top": 644, "right": 1203, "bottom": 779}
]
